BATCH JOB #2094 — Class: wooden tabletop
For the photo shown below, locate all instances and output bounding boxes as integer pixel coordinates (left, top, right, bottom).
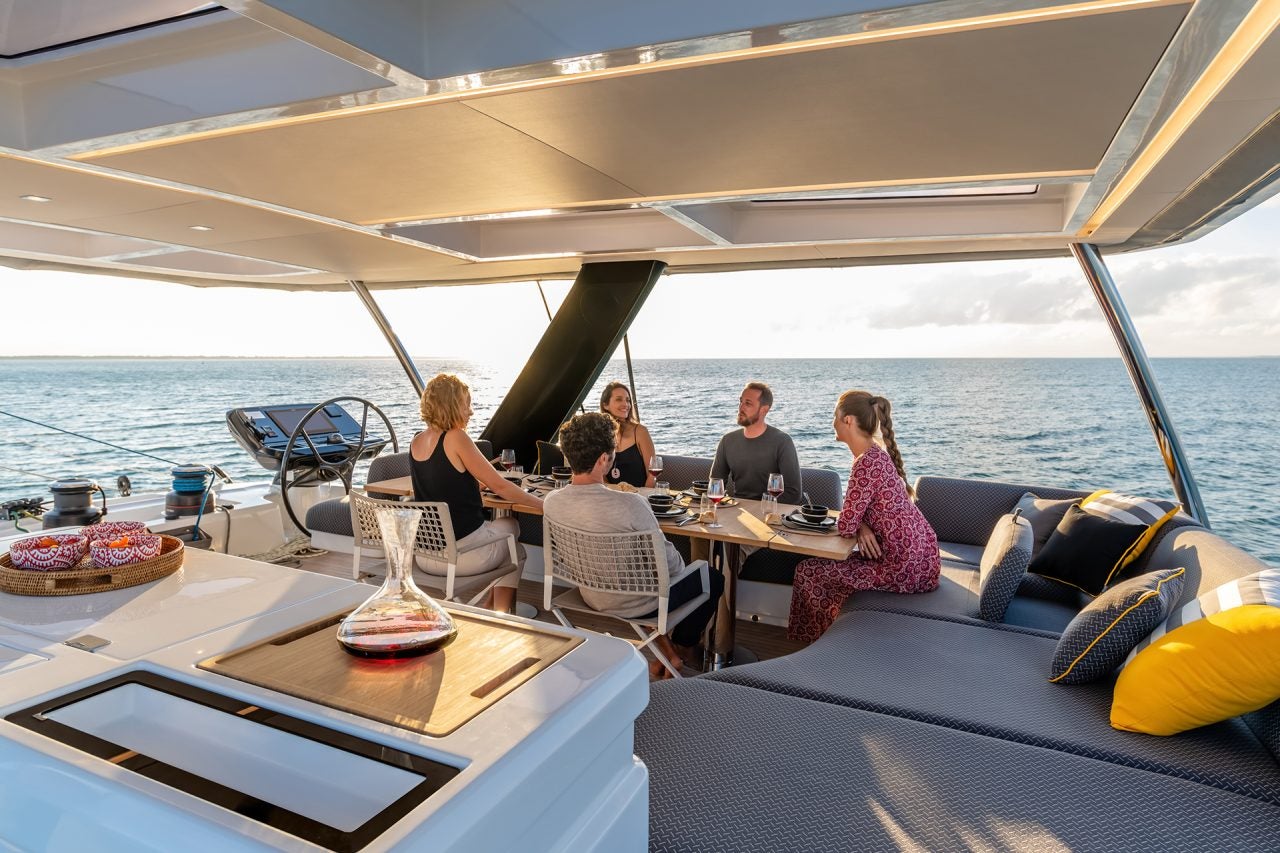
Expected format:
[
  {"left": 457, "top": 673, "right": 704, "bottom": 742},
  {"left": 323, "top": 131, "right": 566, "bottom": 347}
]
[{"left": 361, "top": 477, "right": 855, "bottom": 561}]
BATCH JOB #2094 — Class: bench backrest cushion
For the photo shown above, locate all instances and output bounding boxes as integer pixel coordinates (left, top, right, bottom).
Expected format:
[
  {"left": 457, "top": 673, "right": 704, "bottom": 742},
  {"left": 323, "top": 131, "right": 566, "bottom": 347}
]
[{"left": 914, "top": 476, "right": 1090, "bottom": 547}]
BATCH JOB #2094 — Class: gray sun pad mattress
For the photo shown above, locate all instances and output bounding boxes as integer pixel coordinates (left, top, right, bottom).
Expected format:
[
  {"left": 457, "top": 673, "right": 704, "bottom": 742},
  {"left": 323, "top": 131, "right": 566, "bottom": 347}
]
[
  {"left": 637, "top": 679, "right": 1280, "bottom": 853},
  {"left": 702, "top": 609, "right": 1280, "bottom": 804}
]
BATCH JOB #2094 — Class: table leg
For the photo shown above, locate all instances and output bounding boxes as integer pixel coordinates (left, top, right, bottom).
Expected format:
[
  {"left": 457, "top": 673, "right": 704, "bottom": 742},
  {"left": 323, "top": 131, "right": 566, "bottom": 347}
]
[{"left": 712, "top": 542, "right": 738, "bottom": 669}]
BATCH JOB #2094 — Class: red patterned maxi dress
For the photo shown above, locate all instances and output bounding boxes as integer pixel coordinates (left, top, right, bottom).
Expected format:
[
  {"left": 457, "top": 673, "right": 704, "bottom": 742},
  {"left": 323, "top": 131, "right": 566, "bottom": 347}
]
[{"left": 788, "top": 445, "right": 940, "bottom": 642}]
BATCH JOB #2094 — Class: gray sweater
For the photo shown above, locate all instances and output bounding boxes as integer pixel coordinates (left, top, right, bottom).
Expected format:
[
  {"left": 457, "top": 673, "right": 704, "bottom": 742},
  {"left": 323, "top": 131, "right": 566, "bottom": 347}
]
[
  {"left": 710, "top": 424, "right": 803, "bottom": 503},
  {"left": 543, "top": 484, "right": 685, "bottom": 618}
]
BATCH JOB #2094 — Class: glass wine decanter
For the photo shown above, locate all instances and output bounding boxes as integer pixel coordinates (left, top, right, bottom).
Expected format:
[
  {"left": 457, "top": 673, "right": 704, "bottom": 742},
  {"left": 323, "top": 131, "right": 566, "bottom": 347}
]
[{"left": 337, "top": 506, "right": 458, "bottom": 659}]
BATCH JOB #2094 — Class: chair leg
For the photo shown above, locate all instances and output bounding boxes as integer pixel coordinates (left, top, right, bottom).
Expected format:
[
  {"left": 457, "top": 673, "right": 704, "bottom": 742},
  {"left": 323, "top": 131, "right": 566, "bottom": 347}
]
[
  {"left": 631, "top": 624, "right": 681, "bottom": 678},
  {"left": 351, "top": 546, "right": 361, "bottom": 581}
]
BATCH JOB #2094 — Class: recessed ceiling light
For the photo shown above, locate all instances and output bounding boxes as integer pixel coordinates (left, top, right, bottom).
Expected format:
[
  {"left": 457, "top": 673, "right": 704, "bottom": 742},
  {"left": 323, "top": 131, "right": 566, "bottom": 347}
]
[
  {"left": 189, "top": 225, "right": 214, "bottom": 231},
  {"left": 19, "top": 195, "right": 51, "bottom": 203}
]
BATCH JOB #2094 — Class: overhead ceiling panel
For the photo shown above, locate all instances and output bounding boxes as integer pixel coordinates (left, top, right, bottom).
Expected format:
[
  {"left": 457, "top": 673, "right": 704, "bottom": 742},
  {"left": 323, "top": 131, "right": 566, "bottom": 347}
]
[
  {"left": 85, "top": 101, "right": 641, "bottom": 224},
  {"left": 202, "top": 230, "right": 465, "bottom": 278},
  {"left": 467, "top": 5, "right": 1187, "bottom": 199}
]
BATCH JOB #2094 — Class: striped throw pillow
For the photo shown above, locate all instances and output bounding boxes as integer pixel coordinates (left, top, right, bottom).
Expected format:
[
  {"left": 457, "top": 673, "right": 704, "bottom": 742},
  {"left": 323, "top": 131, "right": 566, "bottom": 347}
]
[
  {"left": 1080, "top": 490, "right": 1182, "bottom": 584},
  {"left": 1122, "top": 568, "right": 1280, "bottom": 666}
]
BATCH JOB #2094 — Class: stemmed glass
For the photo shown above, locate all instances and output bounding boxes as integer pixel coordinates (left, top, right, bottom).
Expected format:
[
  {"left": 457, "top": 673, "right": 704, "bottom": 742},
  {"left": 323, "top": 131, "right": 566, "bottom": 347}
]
[
  {"left": 764, "top": 472, "right": 784, "bottom": 519},
  {"left": 648, "top": 455, "right": 664, "bottom": 483},
  {"left": 499, "top": 448, "right": 517, "bottom": 471},
  {"left": 706, "top": 477, "right": 726, "bottom": 528},
  {"left": 766, "top": 473, "right": 784, "bottom": 500}
]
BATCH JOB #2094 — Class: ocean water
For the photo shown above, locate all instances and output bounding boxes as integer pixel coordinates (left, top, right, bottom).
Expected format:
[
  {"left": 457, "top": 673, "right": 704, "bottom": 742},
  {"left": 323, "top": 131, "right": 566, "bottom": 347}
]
[{"left": 1, "top": 357, "right": 1276, "bottom": 563}]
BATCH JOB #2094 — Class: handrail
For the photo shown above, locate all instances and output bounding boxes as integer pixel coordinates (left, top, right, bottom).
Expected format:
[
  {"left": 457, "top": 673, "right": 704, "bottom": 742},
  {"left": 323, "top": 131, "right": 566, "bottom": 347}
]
[
  {"left": 348, "top": 279, "right": 425, "bottom": 397},
  {"left": 1070, "top": 243, "right": 1209, "bottom": 526}
]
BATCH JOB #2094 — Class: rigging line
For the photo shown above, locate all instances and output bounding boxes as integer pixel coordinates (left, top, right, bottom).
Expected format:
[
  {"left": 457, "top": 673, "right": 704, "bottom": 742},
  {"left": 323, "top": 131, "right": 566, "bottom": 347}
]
[
  {"left": 0, "top": 409, "right": 181, "bottom": 467},
  {"left": 623, "top": 334, "right": 639, "bottom": 423},
  {"left": 0, "top": 462, "right": 56, "bottom": 481},
  {"left": 535, "top": 279, "right": 554, "bottom": 323}
]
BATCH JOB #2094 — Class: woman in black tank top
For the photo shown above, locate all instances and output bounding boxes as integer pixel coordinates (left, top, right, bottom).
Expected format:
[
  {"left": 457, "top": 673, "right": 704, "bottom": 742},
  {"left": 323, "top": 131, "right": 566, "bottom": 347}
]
[
  {"left": 411, "top": 374, "right": 543, "bottom": 612},
  {"left": 599, "top": 381, "right": 659, "bottom": 487}
]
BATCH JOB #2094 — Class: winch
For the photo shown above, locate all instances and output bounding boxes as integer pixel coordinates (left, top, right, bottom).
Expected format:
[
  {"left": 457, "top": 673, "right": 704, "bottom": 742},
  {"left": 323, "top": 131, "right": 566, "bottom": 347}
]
[
  {"left": 164, "top": 464, "right": 215, "bottom": 519},
  {"left": 41, "top": 478, "right": 105, "bottom": 530}
]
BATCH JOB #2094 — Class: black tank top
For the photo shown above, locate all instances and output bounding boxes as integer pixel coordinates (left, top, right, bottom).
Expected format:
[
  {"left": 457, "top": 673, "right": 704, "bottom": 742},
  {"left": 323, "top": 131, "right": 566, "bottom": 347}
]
[
  {"left": 410, "top": 431, "right": 485, "bottom": 540},
  {"left": 606, "top": 442, "right": 647, "bottom": 487}
]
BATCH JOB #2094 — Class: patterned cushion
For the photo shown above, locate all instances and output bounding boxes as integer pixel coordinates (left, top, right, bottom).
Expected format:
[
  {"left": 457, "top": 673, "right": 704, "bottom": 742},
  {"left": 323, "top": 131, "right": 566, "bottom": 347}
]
[
  {"left": 977, "top": 512, "right": 1033, "bottom": 622},
  {"left": 1027, "top": 504, "right": 1147, "bottom": 595},
  {"left": 1050, "top": 568, "right": 1185, "bottom": 684},
  {"left": 1114, "top": 569, "right": 1280, "bottom": 735},
  {"left": 1013, "top": 492, "right": 1077, "bottom": 556},
  {"left": 1081, "top": 490, "right": 1182, "bottom": 574}
]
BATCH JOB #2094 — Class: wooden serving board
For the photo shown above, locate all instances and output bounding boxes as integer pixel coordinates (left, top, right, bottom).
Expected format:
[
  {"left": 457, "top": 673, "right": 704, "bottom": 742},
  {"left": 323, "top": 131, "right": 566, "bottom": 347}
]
[{"left": 198, "top": 608, "right": 582, "bottom": 737}]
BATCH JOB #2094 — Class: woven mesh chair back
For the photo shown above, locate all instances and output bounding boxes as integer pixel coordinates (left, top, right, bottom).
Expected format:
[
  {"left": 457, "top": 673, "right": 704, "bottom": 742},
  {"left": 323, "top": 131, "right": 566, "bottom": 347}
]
[{"left": 544, "top": 518, "right": 669, "bottom": 597}]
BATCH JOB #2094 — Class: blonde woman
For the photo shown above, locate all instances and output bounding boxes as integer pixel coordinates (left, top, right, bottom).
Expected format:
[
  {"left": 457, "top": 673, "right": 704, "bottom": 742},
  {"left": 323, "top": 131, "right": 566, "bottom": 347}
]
[
  {"left": 410, "top": 374, "right": 542, "bottom": 613},
  {"left": 599, "top": 381, "right": 657, "bottom": 487}
]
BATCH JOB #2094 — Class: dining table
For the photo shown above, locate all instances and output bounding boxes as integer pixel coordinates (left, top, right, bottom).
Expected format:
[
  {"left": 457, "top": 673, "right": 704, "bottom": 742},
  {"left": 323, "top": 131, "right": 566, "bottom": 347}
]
[{"left": 361, "top": 475, "right": 857, "bottom": 668}]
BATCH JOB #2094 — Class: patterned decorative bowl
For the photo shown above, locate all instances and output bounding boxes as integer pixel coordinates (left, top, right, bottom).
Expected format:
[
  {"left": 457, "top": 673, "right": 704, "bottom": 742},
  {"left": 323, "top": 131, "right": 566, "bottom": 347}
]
[
  {"left": 799, "top": 504, "right": 830, "bottom": 524},
  {"left": 8, "top": 534, "right": 88, "bottom": 571},
  {"left": 90, "top": 533, "right": 163, "bottom": 568},
  {"left": 83, "top": 520, "right": 150, "bottom": 542}
]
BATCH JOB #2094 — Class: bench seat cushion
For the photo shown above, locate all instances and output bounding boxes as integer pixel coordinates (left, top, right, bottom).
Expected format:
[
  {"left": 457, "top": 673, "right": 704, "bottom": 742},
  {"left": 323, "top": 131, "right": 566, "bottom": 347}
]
[
  {"left": 839, "top": 558, "right": 1080, "bottom": 633},
  {"left": 703, "top": 609, "right": 1280, "bottom": 804},
  {"left": 638, "top": 679, "right": 1280, "bottom": 853}
]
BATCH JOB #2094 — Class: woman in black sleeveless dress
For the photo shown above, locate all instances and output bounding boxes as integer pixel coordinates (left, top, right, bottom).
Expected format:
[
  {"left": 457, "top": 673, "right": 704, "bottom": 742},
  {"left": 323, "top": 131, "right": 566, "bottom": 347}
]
[
  {"left": 410, "top": 374, "right": 542, "bottom": 613},
  {"left": 599, "top": 381, "right": 658, "bottom": 488}
]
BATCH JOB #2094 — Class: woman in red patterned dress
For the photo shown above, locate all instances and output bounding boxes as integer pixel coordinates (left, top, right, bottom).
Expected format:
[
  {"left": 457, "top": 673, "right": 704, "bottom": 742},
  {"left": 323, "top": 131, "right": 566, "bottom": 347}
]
[{"left": 788, "top": 391, "right": 940, "bottom": 642}]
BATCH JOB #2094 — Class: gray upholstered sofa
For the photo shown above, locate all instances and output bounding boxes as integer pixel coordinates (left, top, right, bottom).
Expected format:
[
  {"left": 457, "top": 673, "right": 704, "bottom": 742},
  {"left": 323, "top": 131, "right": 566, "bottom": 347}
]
[{"left": 636, "top": 475, "right": 1280, "bottom": 852}]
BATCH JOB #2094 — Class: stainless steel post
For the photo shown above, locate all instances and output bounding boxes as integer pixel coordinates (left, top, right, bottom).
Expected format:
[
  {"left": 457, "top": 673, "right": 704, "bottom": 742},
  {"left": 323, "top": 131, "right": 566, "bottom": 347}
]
[
  {"left": 1070, "top": 244, "right": 1209, "bottom": 526},
  {"left": 348, "top": 279, "right": 425, "bottom": 398}
]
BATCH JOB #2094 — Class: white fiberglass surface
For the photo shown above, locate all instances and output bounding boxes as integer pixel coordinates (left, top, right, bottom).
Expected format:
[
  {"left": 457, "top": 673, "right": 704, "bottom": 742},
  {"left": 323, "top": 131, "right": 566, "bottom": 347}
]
[
  {"left": 46, "top": 683, "right": 422, "bottom": 831},
  {"left": 0, "top": 549, "right": 351, "bottom": 660}
]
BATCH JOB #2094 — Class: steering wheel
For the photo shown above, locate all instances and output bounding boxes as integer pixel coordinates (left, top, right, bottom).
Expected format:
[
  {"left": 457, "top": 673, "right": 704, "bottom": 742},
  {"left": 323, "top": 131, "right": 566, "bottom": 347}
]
[{"left": 278, "top": 397, "right": 399, "bottom": 534}]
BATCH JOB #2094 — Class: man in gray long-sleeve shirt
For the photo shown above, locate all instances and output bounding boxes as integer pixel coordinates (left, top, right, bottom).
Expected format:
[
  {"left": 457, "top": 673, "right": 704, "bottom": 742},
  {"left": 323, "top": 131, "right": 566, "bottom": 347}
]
[{"left": 710, "top": 382, "right": 803, "bottom": 504}]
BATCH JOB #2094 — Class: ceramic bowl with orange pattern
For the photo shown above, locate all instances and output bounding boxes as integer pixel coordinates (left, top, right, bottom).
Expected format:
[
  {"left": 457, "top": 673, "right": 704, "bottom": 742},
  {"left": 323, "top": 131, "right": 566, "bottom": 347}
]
[
  {"left": 8, "top": 534, "right": 88, "bottom": 571},
  {"left": 83, "top": 521, "right": 150, "bottom": 542},
  {"left": 89, "top": 533, "right": 163, "bottom": 568}
]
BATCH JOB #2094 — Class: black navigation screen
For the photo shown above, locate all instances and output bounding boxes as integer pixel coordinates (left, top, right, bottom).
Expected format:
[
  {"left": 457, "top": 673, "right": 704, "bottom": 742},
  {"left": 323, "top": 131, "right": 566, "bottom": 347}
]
[{"left": 267, "top": 407, "right": 337, "bottom": 436}]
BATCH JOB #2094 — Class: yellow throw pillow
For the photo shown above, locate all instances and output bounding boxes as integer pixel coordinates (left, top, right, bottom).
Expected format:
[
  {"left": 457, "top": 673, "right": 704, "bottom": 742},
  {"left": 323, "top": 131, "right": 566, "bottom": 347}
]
[{"left": 1111, "top": 604, "right": 1280, "bottom": 735}]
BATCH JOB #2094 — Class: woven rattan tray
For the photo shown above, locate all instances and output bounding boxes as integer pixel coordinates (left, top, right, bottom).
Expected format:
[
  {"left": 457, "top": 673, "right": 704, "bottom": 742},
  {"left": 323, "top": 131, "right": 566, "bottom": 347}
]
[{"left": 0, "top": 535, "right": 184, "bottom": 596}]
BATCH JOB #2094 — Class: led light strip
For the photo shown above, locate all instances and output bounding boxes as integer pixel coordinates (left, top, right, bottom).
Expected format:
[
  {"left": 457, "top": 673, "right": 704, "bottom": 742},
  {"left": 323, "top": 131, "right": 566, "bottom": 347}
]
[{"left": 1080, "top": 0, "right": 1280, "bottom": 236}]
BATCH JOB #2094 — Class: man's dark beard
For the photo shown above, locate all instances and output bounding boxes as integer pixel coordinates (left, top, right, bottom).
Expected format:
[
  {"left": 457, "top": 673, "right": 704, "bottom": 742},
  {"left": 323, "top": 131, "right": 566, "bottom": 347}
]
[{"left": 737, "top": 412, "right": 758, "bottom": 427}]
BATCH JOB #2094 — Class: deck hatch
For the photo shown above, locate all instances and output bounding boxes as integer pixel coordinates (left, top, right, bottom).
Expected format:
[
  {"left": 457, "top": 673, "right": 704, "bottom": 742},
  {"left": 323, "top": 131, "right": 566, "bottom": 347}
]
[{"left": 5, "top": 671, "right": 460, "bottom": 852}]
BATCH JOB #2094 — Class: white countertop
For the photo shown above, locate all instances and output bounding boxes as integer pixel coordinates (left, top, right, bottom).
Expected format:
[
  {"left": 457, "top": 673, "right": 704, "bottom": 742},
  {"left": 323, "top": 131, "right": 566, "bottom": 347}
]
[{"left": 0, "top": 548, "right": 648, "bottom": 852}]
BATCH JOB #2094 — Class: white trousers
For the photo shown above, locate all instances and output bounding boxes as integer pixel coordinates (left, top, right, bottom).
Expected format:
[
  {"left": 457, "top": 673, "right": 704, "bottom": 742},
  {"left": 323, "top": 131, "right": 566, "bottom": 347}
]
[{"left": 415, "top": 516, "right": 524, "bottom": 589}]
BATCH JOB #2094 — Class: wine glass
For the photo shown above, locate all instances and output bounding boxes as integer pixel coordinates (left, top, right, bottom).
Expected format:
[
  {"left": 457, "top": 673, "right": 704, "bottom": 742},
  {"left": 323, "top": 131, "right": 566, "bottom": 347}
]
[
  {"left": 648, "top": 455, "right": 664, "bottom": 482},
  {"left": 706, "top": 477, "right": 726, "bottom": 528},
  {"left": 767, "top": 473, "right": 784, "bottom": 502},
  {"left": 499, "top": 448, "right": 517, "bottom": 471}
]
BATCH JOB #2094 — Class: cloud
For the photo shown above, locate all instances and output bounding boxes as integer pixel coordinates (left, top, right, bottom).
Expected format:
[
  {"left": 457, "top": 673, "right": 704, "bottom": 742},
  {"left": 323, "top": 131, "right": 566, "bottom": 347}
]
[
  {"left": 864, "top": 266, "right": 1091, "bottom": 328},
  {"left": 863, "top": 253, "right": 1280, "bottom": 330}
]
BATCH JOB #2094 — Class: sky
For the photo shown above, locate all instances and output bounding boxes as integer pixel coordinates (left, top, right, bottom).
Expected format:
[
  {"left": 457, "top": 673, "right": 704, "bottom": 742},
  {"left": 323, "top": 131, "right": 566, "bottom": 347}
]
[{"left": 1, "top": 192, "right": 1278, "bottom": 362}]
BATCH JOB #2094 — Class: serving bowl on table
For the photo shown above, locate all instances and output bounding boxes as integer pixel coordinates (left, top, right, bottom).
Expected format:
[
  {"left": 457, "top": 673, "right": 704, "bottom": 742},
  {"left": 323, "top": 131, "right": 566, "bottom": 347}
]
[
  {"left": 647, "top": 493, "right": 676, "bottom": 511},
  {"left": 799, "top": 504, "right": 830, "bottom": 524},
  {"left": 7, "top": 534, "right": 88, "bottom": 571},
  {"left": 90, "top": 533, "right": 163, "bottom": 568},
  {"left": 689, "top": 480, "right": 709, "bottom": 495}
]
